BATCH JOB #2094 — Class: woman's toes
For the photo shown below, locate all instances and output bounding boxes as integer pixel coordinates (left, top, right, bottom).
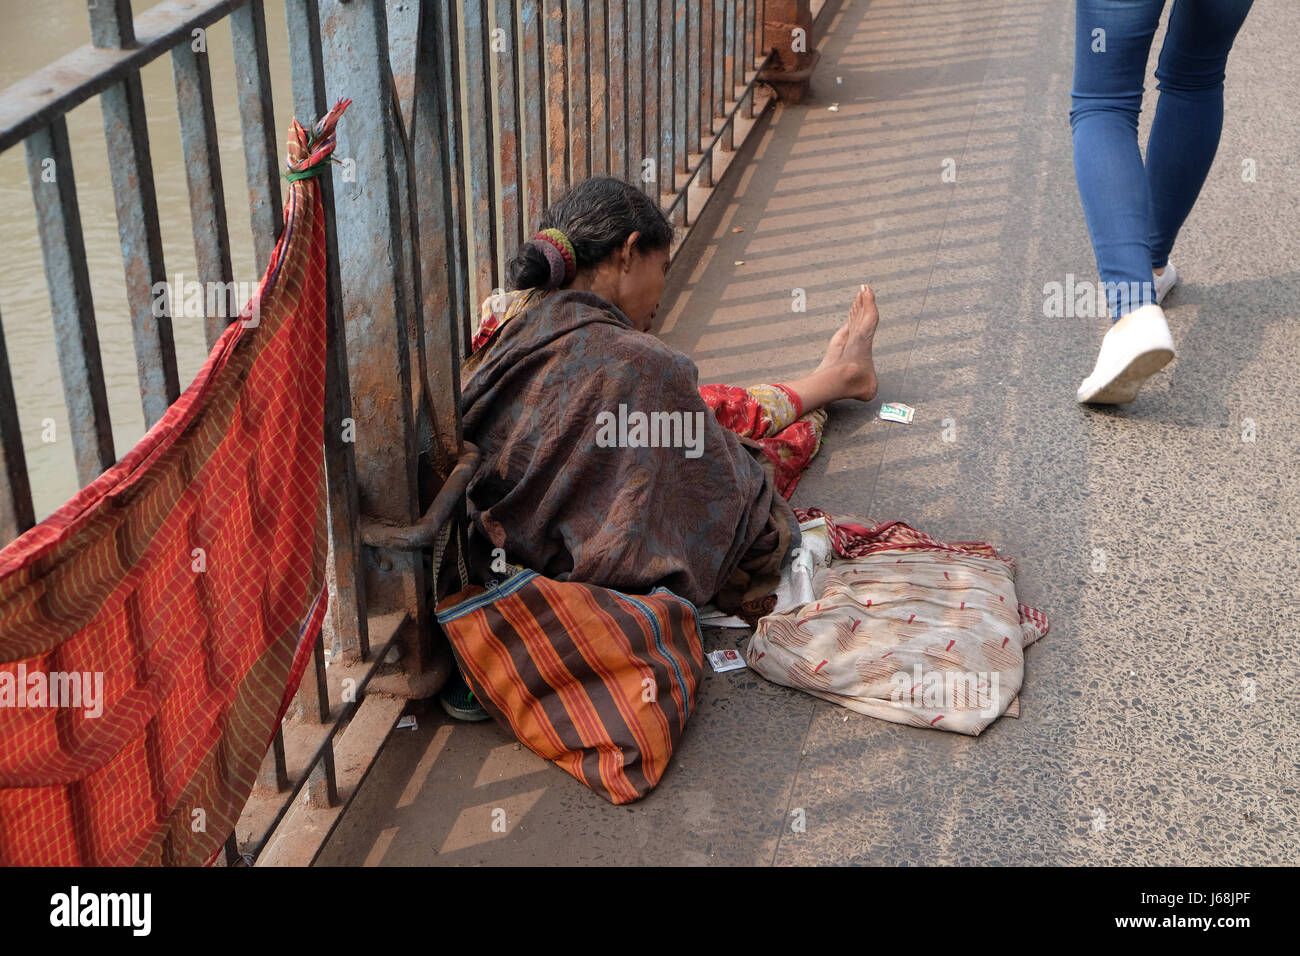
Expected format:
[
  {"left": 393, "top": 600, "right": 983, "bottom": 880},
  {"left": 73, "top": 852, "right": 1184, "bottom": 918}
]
[
  {"left": 820, "top": 285, "right": 881, "bottom": 375},
  {"left": 849, "top": 284, "right": 880, "bottom": 336}
]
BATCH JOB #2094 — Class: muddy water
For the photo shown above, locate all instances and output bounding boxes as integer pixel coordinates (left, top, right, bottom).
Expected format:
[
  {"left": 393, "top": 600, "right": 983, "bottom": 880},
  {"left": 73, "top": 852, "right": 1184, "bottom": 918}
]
[{"left": 0, "top": 1, "right": 296, "bottom": 519}]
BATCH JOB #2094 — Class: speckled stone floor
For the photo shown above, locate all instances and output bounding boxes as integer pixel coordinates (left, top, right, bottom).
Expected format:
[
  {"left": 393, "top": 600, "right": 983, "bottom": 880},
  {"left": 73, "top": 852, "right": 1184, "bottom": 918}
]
[{"left": 317, "top": 0, "right": 1299, "bottom": 866}]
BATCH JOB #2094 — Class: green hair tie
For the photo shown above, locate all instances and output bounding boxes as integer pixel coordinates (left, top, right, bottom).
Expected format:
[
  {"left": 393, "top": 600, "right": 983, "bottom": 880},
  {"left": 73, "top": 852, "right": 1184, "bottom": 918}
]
[{"left": 538, "top": 228, "right": 576, "bottom": 267}]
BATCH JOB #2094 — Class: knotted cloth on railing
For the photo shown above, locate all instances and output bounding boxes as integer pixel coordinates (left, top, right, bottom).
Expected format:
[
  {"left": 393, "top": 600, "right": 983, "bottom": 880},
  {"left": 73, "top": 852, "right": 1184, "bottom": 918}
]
[{"left": 0, "top": 100, "right": 351, "bottom": 866}]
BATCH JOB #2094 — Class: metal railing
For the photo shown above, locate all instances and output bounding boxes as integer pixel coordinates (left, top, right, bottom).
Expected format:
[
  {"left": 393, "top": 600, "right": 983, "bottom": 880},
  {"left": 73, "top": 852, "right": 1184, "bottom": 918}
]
[
  {"left": 0, "top": 0, "right": 375, "bottom": 868},
  {"left": 442, "top": 0, "right": 773, "bottom": 347},
  {"left": 0, "top": 0, "right": 780, "bottom": 865}
]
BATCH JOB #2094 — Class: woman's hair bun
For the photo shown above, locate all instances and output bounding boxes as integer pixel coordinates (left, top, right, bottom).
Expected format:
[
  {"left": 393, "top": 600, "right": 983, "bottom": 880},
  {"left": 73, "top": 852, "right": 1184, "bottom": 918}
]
[
  {"left": 506, "top": 241, "right": 555, "bottom": 291},
  {"left": 506, "top": 176, "right": 675, "bottom": 291}
]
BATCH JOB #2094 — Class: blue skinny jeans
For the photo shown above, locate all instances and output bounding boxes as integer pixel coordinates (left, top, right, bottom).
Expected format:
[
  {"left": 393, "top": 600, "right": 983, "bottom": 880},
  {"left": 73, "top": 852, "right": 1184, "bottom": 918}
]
[{"left": 1070, "top": 0, "right": 1254, "bottom": 321}]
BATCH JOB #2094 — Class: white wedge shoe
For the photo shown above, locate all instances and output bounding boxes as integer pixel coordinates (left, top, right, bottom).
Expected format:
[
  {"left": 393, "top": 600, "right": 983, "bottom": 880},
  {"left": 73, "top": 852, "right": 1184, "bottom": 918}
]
[{"left": 1076, "top": 303, "right": 1176, "bottom": 404}]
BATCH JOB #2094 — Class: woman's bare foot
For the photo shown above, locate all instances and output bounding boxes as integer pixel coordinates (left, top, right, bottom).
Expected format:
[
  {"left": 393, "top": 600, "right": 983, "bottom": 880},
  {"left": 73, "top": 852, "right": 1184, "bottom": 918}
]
[
  {"left": 816, "top": 323, "right": 850, "bottom": 372},
  {"left": 833, "top": 284, "right": 880, "bottom": 402},
  {"left": 817, "top": 284, "right": 880, "bottom": 372},
  {"left": 786, "top": 285, "right": 881, "bottom": 411}
]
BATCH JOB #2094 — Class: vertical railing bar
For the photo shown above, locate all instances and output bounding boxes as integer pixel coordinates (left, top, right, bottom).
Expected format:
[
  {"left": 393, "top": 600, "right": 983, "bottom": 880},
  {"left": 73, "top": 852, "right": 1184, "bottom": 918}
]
[
  {"left": 341, "top": 0, "right": 433, "bottom": 653},
  {"left": 88, "top": 0, "right": 180, "bottom": 429},
  {"left": 717, "top": 4, "right": 727, "bottom": 159},
  {"left": 733, "top": 0, "right": 745, "bottom": 106},
  {"left": 747, "top": 0, "right": 754, "bottom": 70},
  {"left": 566, "top": 0, "right": 589, "bottom": 182},
  {"left": 305, "top": 4, "right": 424, "bottom": 669},
  {"left": 733, "top": 0, "right": 743, "bottom": 104},
  {"left": 672, "top": 1, "right": 687, "bottom": 223},
  {"left": 493, "top": 0, "right": 524, "bottom": 263},
  {"left": 627, "top": 0, "right": 635, "bottom": 183},
  {"left": 624, "top": 0, "right": 639, "bottom": 189},
  {"left": 743, "top": 0, "right": 754, "bottom": 78},
  {"left": 739, "top": 0, "right": 748, "bottom": 119},
  {"left": 87, "top": 0, "right": 135, "bottom": 47},
  {"left": 641, "top": 0, "right": 658, "bottom": 199},
  {"left": 440, "top": 0, "right": 473, "bottom": 353},
  {"left": 25, "top": 120, "right": 116, "bottom": 487},
  {"left": 703, "top": 0, "right": 714, "bottom": 134},
  {"left": 745, "top": 0, "right": 756, "bottom": 117},
  {"left": 686, "top": 2, "right": 699, "bottom": 165},
  {"left": 721, "top": 0, "right": 732, "bottom": 115},
  {"left": 673, "top": 1, "right": 685, "bottom": 176},
  {"left": 608, "top": 0, "right": 627, "bottom": 181},
  {"left": 230, "top": 0, "right": 284, "bottom": 273},
  {"left": 390, "top": 30, "right": 429, "bottom": 497},
  {"left": 411, "top": 0, "right": 465, "bottom": 471},
  {"left": 171, "top": 41, "right": 235, "bottom": 350},
  {"left": 462, "top": 0, "right": 500, "bottom": 310},
  {"left": 0, "top": 309, "right": 35, "bottom": 544},
  {"left": 543, "top": 0, "right": 569, "bottom": 205},
  {"left": 285, "top": 0, "right": 369, "bottom": 662},
  {"left": 722, "top": 0, "right": 735, "bottom": 150},
  {"left": 285, "top": 0, "right": 327, "bottom": 175},
  {"left": 657, "top": 0, "right": 672, "bottom": 204},
  {"left": 732, "top": 0, "right": 741, "bottom": 105},
  {"left": 520, "top": 0, "right": 547, "bottom": 230},
  {"left": 272, "top": 724, "right": 289, "bottom": 791},
  {"left": 312, "top": 630, "right": 330, "bottom": 723},
  {"left": 699, "top": 0, "right": 715, "bottom": 189},
  {"left": 322, "top": 740, "right": 339, "bottom": 807},
  {"left": 588, "top": 0, "right": 607, "bottom": 177}
]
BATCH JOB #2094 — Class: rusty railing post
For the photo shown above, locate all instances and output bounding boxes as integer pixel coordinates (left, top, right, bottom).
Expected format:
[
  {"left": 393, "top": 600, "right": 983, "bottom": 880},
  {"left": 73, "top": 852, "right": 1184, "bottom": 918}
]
[
  {"left": 760, "top": 0, "right": 817, "bottom": 103},
  {"left": 316, "top": 0, "right": 433, "bottom": 687}
]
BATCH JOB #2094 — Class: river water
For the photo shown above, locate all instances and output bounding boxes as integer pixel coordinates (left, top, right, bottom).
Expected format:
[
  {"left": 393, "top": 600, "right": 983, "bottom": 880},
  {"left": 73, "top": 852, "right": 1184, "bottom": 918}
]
[{"left": 0, "top": 0, "right": 296, "bottom": 520}]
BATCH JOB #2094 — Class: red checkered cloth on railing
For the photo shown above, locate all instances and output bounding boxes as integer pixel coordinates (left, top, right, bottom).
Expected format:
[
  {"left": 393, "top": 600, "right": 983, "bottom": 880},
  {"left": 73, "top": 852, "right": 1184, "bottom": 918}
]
[{"left": 0, "top": 100, "right": 351, "bottom": 866}]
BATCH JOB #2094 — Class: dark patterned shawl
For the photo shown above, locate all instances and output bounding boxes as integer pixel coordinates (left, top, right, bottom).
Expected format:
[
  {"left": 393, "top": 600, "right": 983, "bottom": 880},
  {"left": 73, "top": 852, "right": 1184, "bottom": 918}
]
[{"left": 459, "top": 289, "right": 797, "bottom": 613}]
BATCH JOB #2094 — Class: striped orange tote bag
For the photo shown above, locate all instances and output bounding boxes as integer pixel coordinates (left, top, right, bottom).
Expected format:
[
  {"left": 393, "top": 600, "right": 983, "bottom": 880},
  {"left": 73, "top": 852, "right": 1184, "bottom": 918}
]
[{"left": 434, "top": 571, "right": 704, "bottom": 804}]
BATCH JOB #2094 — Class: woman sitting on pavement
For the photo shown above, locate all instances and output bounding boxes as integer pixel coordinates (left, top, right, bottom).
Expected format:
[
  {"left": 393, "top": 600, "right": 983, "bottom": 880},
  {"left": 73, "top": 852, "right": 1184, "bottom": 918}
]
[
  {"left": 445, "top": 179, "right": 1045, "bottom": 735},
  {"left": 457, "top": 176, "right": 881, "bottom": 626}
]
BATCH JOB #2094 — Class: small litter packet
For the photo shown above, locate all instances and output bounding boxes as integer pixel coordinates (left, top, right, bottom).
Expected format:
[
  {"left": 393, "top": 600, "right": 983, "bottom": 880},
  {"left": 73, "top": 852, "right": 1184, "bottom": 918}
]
[
  {"left": 396, "top": 715, "right": 418, "bottom": 731},
  {"left": 878, "top": 402, "right": 915, "bottom": 424},
  {"left": 707, "top": 648, "right": 748, "bottom": 673}
]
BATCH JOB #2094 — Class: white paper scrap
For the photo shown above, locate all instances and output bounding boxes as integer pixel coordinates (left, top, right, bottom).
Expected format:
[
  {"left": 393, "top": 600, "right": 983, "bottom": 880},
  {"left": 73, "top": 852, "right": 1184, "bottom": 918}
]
[{"left": 707, "top": 649, "right": 748, "bottom": 673}]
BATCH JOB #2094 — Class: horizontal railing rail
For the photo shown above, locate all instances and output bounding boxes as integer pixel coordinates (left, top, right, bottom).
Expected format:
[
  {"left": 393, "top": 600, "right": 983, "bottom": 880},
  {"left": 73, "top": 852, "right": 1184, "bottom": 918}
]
[{"left": 0, "top": 1, "right": 257, "bottom": 154}]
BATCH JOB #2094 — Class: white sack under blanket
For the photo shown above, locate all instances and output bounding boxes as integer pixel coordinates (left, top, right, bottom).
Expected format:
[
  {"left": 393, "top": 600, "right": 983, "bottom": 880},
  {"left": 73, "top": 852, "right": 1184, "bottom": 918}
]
[{"left": 744, "top": 517, "right": 1049, "bottom": 735}]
